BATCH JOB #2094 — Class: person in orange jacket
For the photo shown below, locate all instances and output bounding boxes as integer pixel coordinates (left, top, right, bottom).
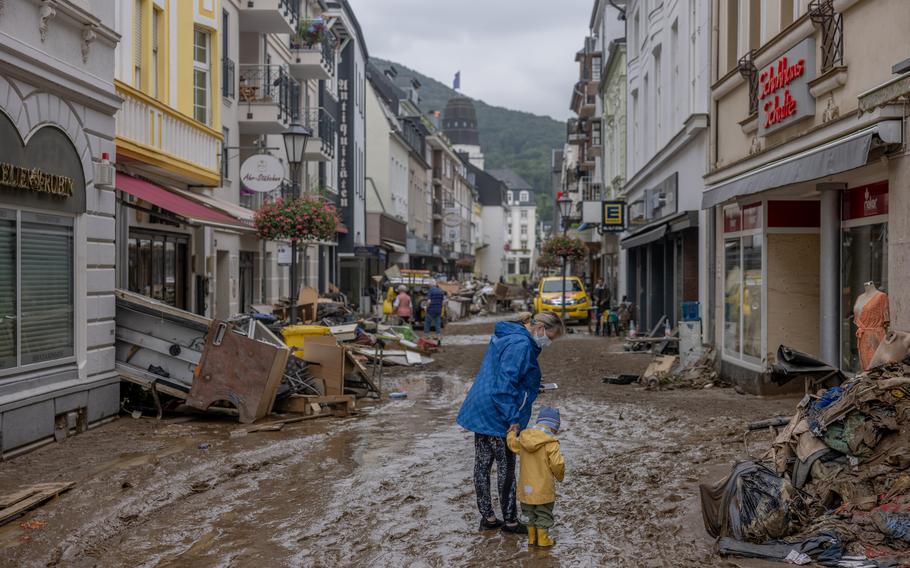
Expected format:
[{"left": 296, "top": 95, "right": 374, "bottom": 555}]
[{"left": 506, "top": 406, "right": 565, "bottom": 547}]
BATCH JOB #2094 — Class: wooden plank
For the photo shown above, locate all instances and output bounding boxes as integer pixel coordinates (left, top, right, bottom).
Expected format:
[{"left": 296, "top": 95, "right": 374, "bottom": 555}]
[
  {"left": 0, "top": 482, "right": 74, "bottom": 526},
  {"left": 345, "top": 350, "right": 380, "bottom": 395},
  {"left": 278, "top": 394, "right": 355, "bottom": 414}
]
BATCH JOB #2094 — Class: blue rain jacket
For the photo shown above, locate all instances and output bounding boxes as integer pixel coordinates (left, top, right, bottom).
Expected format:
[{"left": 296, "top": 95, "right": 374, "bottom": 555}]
[{"left": 456, "top": 322, "right": 542, "bottom": 437}]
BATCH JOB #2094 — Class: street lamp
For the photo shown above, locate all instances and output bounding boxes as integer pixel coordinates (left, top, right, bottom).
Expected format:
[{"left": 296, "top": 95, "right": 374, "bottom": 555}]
[
  {"left": 557, "top": 194, "right": 574, "bottom": 325},
  {"left": 282, "top": 120, "right": 312, "bottom": 324}
]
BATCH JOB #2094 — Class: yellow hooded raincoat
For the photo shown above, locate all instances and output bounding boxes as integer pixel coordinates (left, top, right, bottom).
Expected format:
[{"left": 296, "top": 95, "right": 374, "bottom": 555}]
[{"left": 507, "top": 425, "right": 565, "bottom": 505}]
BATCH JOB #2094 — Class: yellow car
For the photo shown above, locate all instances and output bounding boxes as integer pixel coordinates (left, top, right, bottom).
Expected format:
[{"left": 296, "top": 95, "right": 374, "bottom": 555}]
[{"left": 534, "top": 276, "right": 592, "bottom": 323}]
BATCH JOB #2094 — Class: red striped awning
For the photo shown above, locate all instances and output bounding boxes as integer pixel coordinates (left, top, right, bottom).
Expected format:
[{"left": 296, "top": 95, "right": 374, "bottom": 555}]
[{"left": 117, "top": 173, "right": 247, "bottom": 229}]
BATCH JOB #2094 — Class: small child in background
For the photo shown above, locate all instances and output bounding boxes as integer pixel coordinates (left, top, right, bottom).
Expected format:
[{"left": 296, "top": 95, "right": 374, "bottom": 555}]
[
  {"left": 507, "top": 406, "right": 565, "bottom": 547},
  {"left": 607, "top": 307, "right": 620, "bottom": 337}
]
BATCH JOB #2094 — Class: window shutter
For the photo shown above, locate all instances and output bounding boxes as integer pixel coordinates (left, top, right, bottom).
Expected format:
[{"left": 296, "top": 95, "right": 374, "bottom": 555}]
[
  {"left": 0, "top": 213, "right": 15, "bottom": 370},
  {"left": 19, "top": 217, "right": 74, "bottom": 366},
  {"left": 134, "top": 0, "right": 143, "bottom": 86}
]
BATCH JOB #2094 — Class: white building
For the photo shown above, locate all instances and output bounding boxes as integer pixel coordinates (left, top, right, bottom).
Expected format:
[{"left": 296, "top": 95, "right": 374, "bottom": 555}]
[
  {"left": 621, "top": 0, "right": 711, "bottom": 333},
  {"left": 492, "top": 169, "right": 537, "bottom": 282},
  {"left": 0, "top": 0, "right": 121, "bottom": 455}
]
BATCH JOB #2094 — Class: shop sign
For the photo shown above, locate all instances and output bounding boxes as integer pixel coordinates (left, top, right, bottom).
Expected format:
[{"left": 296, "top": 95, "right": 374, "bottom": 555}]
[
  {"left": 240, "top": 154, "right": 284, "bottom": 193},
  {"left": 443, "top": 210, "right": 461, "bottom": 227},
  {"left": 602, "top": 200, "right": 626, "bottom": 232},
  {"left": 0, "top": 113, "right": 85, "bottom": 214},
  {"left": 843, "top": 181, "right": 888, "bottom": 221},
  {"left": 759, "top": 38, "right": 816, "bottom": 135},
  {"left": 0, "top": 162, "right": 75, "bottom": 198}
]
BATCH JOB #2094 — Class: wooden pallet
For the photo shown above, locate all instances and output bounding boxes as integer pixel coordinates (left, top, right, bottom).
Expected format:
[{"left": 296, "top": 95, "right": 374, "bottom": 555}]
[
  {"left": 0, "top": 482, "right": 74, "bottom": 526},
  {"left": 276, "top": 394, "right": 356, "bottom": 416}
]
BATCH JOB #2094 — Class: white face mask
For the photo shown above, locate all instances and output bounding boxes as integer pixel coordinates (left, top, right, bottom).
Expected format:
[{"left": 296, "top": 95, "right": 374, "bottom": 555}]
[{"left": 535, "top": 331, "right": 552, "bottom": 349}]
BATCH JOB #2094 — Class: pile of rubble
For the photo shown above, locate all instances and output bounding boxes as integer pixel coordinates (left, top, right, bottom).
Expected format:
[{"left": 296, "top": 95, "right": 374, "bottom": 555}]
[
  {"left": 602, "top": 346, "right": 726, "bottom": 390},
  {"left": 114, "top": 285, "right": 441, "bottom": 426},
  {"left": 700, "top": 357, "right": 910, "bottom": 565}
]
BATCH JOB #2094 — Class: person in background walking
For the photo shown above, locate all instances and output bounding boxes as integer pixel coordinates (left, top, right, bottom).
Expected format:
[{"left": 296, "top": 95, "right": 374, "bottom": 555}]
[
  {"left": 607, "top": 306, "right": 620, "bottom": 337},
  {"left": 507, "top": 406, "right": 565, "bottom": 547},
  {"left": 424, "top": 280, "right": 446, "bottom": 339},
  {"left": 393, "top": 285, "right": 412, "bottom": 325},
  {"left": 592, "top": 278, "right": 607, "bottom": 336},
  {"left": 456, "top": 312, "right": 565, "bottom": 535},
  {"left": 618, "top": 295, "right": 634, "bottom": 335}
]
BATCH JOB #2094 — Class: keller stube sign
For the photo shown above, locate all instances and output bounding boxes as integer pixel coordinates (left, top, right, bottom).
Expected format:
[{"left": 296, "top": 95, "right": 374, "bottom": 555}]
[
  {"left": 759, "top": 38, "right": 816, "bottom": 135},
  {"left": 240, "top": 154, "right": 284, "bottom": 193}
]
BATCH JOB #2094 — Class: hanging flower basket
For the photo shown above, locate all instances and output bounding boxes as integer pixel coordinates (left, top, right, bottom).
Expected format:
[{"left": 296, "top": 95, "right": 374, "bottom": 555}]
[
  {"left": 542, "top": 236, "right": 587, "bottom": 260},
  {"left": 254, "top": 196, "right": 339, "bottom": 243},
  {"left": 294, "top": 17, "right": 328, "bottom": 48},
  {"left": 536, "top": 254, "right": 559, "bottom": 269}
]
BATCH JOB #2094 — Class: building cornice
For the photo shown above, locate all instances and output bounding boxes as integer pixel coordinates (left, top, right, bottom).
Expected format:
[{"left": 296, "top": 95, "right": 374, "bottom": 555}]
[{"left": 0, "top": 33, "right": 120, "bottom": 115}]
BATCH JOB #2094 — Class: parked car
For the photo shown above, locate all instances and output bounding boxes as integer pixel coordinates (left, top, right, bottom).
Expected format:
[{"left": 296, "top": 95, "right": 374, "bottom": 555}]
[{"left": 533, "top": 276, "right": 592, "bottom": 324}]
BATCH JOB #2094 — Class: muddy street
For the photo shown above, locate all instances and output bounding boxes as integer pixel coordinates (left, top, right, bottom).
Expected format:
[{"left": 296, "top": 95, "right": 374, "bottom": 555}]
[{"left": 0, "top": 319, "right": 799, "bottom": 567}]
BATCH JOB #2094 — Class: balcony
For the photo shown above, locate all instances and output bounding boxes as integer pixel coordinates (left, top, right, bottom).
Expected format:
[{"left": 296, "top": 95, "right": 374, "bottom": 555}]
[
  {"left": 366, "top": 212, "right": 407, "bottom": 247},
  {"left": 115, "top": 81, "right": 222, "bottom": 187},
  {"left": 289, "top": 33, "right": 336, "bottom": 81},
  {"left": 301, "top": 107, "right": 335, "bottom": 162},
  {"left": 567, "top": 119, "right": 587, "bottom": 144},
  {"left": 238, "top": 65, "right": 299, "bottom": 135},
  {"left": 432, "top": 167, "right": 443, "bottom": 186},
  {"left": 432, "top": 201, "right": 443, "bottom": 219},
  {"left": 238, "top": 0, "right": 299, "bottom": 35},
  {"left": 571, "top": 81, "right": 597, "bottom": 119}
]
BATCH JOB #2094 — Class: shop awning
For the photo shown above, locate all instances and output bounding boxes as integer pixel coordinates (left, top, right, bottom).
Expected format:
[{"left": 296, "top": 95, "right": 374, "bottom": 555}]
[
  {"left": 620, "top": 224, "right": 666, "bottom": 249},
  {"left": 336, "top": 222, "right": 349, "bottom": 234},
  {"left": 117, "top": 173, "right": 249, "bottom": 231},
  {"left": 171, "top": 187, "right": 256, "bottom": 228},
  {"left": 382, "top": 241, "right": 407, "bottom": 254},
  {"left": 702, "top": 121, "right": 903, "bottom": 209}
]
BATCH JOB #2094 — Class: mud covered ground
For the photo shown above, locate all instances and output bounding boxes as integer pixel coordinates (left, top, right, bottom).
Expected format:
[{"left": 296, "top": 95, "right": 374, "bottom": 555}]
[{"left": 0, "top": 318, "right": 800, "bottom": 567}]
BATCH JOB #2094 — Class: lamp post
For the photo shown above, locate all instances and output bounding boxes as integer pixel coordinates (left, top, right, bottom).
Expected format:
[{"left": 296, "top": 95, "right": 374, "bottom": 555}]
[
  {"left": 282, "top": 120, "right": 312, "bottom": 324},
  {"left": 557, "top": 194, "right": 574, "bottom": 325}
]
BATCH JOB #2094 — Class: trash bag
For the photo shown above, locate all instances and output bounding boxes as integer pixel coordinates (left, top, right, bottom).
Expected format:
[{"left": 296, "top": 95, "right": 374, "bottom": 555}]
[
  {"left": 771, "top": 345, "right": 844, "bottom": 386},
  {"left": 701, "top": 461, "right": 809, "bottom": 542}
]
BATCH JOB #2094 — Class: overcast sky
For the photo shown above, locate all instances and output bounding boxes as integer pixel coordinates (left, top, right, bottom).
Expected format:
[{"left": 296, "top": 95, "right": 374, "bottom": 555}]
[{"left": 347, "top": 0, "right": 625, "bottom": 121}]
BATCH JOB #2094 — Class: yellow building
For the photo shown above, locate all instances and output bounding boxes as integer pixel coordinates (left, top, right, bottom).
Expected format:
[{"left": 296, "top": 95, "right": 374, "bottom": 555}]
[{"left": 116, "top": 0, "right": 223, "bottom": 187}]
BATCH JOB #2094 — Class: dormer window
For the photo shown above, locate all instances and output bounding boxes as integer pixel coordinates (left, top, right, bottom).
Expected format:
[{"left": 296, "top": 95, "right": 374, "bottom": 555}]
[{"left": 519, "top": 191, "right": 529, "bottom": 202}]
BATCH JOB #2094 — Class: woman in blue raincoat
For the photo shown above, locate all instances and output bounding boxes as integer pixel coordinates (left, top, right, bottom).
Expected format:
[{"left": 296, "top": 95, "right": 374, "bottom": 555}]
[{"left": 456, "top": 311, "right": 565, "bottom": 533}]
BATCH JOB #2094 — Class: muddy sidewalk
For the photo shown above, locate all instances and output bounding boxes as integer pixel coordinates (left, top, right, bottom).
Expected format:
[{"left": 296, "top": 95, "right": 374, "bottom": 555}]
[{"left": 0, "top": 319, "right": 798, "bottom": 567}]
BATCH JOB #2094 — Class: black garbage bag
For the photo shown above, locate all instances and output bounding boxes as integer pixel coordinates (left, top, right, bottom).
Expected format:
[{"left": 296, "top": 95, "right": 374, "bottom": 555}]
[
  {"left": 700, "top": 461, "right": 809, "bottom": 542},
  {"left": 770, "top": 345, "right": 845, "bottom": 386}
]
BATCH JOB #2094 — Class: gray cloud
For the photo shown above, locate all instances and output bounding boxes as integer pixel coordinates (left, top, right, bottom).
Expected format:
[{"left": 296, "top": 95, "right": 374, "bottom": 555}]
[{"left": 347, "top": 0, "right": 625, "bottom": 120}]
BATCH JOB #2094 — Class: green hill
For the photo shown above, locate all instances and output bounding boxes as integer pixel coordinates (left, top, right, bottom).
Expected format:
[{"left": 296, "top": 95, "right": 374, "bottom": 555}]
[{"left": 372, "top": 58, "right": 563, "bottom": 219}]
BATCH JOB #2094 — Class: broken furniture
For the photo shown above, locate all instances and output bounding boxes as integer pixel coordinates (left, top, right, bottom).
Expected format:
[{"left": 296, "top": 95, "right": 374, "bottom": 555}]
[{"left": 115, "top": 290, "right": 290, "bottom": 423}]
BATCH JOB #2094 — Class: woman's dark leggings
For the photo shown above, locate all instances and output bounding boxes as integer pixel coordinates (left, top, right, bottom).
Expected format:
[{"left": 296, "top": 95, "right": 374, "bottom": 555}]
[{"left": 473, "top": 433, "right": 517, "bottom": 522}]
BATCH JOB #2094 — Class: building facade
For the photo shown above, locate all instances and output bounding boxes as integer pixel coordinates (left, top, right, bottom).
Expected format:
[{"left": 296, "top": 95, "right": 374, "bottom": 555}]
[
  {"left": 492, "top": 169, "right": 538, "bottom": 282},
  {"left": 621, "top": 0, "right": 711, "bottom": 333},
  {"left": 469, "top": 162, "right": 510, "bottom": 282},
  {"left": 706, "top": 0, "right": 910, "bottom": 392},
  {"left": 0, "top": 0, "right": 122, "bottom": 455}
]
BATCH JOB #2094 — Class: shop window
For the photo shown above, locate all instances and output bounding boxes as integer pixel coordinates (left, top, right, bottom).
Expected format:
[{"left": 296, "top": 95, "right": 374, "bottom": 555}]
[
  {"left": 724, "top": 204, "right": 764, "bottom": 363},
  {"left": 520, "top": 258, "right": 530, "bottom": 274},
  {"left": 0, "top": 209, "right": 75, "bottom": 371},
  {"left": 128, "top": 231, "right": 189, "bottom": 310},
  {"left": 841, "top": 224, "right": 888, "bottom": 372}
]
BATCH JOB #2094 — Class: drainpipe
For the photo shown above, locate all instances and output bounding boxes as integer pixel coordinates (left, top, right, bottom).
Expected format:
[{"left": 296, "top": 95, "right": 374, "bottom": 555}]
[{"left": 819, "top": 183, "right": 844, "bottom": 366}]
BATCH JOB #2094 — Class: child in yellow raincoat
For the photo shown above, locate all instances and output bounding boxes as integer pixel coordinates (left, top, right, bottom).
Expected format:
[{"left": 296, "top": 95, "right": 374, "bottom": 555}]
[{"left": 507, "top": 406, "right": 565, "bottom": 547}]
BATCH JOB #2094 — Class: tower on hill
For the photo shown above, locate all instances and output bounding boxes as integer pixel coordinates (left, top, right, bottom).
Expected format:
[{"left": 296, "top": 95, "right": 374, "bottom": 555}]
[{"left": 443, "top": 96, "right": 485, "bottom": 170}]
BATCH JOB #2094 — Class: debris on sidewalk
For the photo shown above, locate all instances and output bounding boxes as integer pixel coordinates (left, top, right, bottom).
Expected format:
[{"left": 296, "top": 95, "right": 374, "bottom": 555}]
[
  {"left": 699, "top": 359, "right": 910, "bottom": 566},
  {"left": 0, "top": 482, "right": 75, "bottom": 526}
]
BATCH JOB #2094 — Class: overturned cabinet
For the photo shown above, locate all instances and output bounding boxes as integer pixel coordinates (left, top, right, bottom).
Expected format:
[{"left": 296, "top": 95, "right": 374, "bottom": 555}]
[{"left": 115, "top": 290, "right": 290, "bottom": 423}]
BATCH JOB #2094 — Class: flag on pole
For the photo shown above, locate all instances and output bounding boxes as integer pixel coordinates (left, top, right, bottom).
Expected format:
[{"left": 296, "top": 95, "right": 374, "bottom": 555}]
[{"left": 453, "top": 71, "right": 461, "bottom": 90}]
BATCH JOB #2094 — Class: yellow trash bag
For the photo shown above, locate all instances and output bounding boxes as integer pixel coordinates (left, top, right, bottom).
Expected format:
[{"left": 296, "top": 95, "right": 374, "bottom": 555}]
[{"left": 383, "top": 286, "right": 395, "bottom": 315}]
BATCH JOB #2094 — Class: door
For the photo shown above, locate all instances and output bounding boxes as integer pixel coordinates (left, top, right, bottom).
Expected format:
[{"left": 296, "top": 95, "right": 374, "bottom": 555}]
[{"left": 239, "top": 251, "right": 255, "bottom": 313}]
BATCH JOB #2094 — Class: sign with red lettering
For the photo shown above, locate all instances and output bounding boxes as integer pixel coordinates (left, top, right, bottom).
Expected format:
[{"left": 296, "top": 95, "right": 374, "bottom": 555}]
[
  {"left": 842, "top": 181, "right": 889, "bottom": 221},
  {"left": 759, "top": 38, "right": 816, "bottom": 135}
]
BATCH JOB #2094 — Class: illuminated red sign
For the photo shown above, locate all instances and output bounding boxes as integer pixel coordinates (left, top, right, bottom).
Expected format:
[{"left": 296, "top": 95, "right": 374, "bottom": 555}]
[{"left": 758, "top": 39, "right": 816, "bottom": 135}]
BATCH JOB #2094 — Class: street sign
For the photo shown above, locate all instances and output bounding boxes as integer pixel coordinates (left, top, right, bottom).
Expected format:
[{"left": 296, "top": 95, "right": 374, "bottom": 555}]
[{"left": 602, "top": 200, "right": 626, "bottom": 232}]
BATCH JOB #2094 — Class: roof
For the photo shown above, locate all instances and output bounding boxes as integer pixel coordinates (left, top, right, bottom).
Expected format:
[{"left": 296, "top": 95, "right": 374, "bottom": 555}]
[
  {"left": 489, "top": 168, "right": 533, "bottom": 192},
  {"left": 466, "top": 162, "right": 508, "bottom": 207}
]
